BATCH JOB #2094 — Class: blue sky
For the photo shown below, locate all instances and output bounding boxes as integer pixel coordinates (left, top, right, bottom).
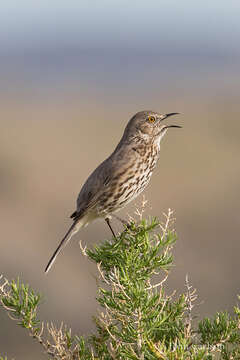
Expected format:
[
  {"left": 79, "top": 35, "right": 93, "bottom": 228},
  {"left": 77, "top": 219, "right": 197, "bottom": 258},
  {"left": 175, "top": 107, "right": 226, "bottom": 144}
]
[{"left": 0, "top": 1, "right": 239, "bottom": 55}]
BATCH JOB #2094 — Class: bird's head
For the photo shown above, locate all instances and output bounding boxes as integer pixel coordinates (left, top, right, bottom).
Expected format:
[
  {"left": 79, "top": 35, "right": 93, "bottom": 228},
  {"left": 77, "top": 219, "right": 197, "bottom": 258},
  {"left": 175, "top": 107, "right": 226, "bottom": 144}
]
[{"left": 124, "top": 110, "right": 181, "bottom": 145}]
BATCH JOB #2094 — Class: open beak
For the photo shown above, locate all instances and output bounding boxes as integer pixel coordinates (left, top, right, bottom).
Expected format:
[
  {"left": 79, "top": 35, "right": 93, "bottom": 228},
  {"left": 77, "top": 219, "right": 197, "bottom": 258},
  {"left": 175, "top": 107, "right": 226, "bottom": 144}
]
[
  {"left": 160, "top": 112, "right": 182, "bottom": 129},
  {"left": 163, "top": 125, "right": 182, "bottom": 129},
  {"left": 165, "top": 112, "right": 180, "bottom": 118}
]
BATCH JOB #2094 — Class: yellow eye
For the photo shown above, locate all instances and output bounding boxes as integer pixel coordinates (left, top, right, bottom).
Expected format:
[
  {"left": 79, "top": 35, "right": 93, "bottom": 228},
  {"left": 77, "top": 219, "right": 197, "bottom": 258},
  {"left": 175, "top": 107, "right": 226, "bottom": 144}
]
[{"left": 148, "top": 115, "right": 156, "bottom": 123}]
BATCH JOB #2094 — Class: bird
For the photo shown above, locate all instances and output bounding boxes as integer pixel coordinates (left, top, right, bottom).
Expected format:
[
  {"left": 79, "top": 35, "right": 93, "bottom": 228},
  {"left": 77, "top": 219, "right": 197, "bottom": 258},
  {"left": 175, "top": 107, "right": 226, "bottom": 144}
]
[{"left": 45, "top": 110, "right": 181, "bottom": 273}]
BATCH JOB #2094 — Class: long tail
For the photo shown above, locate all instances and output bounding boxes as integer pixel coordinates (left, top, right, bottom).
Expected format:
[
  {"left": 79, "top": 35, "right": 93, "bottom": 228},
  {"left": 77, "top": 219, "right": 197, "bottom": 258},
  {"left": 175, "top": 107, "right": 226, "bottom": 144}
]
[{"left": 45, "top": 219, "right": 82, "bottom": 274}]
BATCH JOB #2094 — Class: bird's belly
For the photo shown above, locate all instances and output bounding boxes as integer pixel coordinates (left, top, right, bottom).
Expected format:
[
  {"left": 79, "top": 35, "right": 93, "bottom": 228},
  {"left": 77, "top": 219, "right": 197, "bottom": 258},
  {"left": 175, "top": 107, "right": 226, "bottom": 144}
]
[
  {"left": 97, "top": 168, "right": 154, "bottom": 216},
  {"left": 96, "top": 146, "right": 159, "bottom": 216}
]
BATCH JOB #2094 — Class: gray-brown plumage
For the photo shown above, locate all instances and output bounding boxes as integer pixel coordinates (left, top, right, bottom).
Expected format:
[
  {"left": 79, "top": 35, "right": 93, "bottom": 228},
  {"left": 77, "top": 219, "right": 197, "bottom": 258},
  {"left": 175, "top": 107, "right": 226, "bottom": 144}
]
[{"left": 45, "top": 110, "right": 180, "bottom": 273}]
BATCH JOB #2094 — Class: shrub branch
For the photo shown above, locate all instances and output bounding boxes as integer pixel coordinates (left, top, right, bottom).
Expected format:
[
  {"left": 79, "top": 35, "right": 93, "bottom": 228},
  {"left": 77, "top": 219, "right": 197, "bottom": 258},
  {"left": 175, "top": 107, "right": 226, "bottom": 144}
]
[{"left": 1, "top": 210, "right": 240, "bottom": 359}]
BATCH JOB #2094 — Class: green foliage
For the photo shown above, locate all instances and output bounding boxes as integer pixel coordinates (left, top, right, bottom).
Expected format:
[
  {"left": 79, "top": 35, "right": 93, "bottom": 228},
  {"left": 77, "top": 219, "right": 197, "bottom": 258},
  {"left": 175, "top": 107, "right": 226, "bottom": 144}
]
[
  {"left": 87, "top": 217, "right": 183, "bottom": 359},
  {"left": 0, "top": 212, "right": 240, "bottom": 359},
  {"left": 1, "top": 278, "right": 41, "bottom": 329},
  {"left": 198, "top": 307, "right": 240, "bottom": 359}
]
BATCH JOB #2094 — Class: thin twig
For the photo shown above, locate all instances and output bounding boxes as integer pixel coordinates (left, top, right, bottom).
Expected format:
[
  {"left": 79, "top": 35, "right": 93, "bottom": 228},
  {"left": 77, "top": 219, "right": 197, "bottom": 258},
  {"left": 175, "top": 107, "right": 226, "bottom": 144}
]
[{"left": 185, "top": 274, "right": 198, "bottom": 339}]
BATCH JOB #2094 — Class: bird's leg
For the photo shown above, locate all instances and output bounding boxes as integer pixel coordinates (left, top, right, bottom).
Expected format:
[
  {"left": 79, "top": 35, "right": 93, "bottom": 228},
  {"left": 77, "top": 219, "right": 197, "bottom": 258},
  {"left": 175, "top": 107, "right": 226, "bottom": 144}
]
[
  {"left": 105, "top": 217, "right": 117, "bottom": 238},
  {"left": 112, "top": 214, "right": 131, "bottom": 229}
]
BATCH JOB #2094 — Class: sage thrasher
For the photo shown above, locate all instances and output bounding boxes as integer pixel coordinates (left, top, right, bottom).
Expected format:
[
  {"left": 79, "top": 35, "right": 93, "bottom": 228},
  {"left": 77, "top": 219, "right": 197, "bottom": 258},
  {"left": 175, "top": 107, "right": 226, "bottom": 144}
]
[{"left": 45, "top": 110, "right": 180, "bottom": 273}]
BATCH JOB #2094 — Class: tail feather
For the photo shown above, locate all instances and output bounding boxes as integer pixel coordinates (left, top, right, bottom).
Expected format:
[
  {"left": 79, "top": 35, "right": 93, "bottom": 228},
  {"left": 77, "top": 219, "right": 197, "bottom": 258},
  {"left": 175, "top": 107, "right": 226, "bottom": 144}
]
[{"left": 45, "top": 220, "right": 82, "bottom": 274}]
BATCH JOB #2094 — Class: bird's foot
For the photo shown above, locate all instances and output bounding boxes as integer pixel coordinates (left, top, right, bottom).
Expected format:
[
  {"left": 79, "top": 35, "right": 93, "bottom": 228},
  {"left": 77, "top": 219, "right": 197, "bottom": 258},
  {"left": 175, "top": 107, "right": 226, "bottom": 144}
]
[{"left": 112, "top": 214, "right": 132, "bottom": 230}]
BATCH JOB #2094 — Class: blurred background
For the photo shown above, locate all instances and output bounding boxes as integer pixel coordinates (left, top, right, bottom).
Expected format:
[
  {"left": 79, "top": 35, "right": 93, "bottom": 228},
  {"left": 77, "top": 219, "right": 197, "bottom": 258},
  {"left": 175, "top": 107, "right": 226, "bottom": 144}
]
[{"left": 0, "top": 0, "right": 240, "bottom": 358}]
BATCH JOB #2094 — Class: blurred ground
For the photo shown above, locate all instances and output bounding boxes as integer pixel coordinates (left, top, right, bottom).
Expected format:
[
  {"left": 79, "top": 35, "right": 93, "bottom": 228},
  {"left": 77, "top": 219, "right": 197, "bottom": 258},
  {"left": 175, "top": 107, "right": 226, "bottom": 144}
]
[{"left": 0, "top": 1, "right": 240, "bottom": 359}]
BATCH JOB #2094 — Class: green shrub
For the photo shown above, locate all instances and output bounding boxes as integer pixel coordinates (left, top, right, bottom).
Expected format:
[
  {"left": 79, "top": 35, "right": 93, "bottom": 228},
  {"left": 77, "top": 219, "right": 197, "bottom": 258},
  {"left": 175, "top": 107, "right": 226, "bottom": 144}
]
[{"left": 1, "top": 210, "right": 239, "bottom": 359}]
